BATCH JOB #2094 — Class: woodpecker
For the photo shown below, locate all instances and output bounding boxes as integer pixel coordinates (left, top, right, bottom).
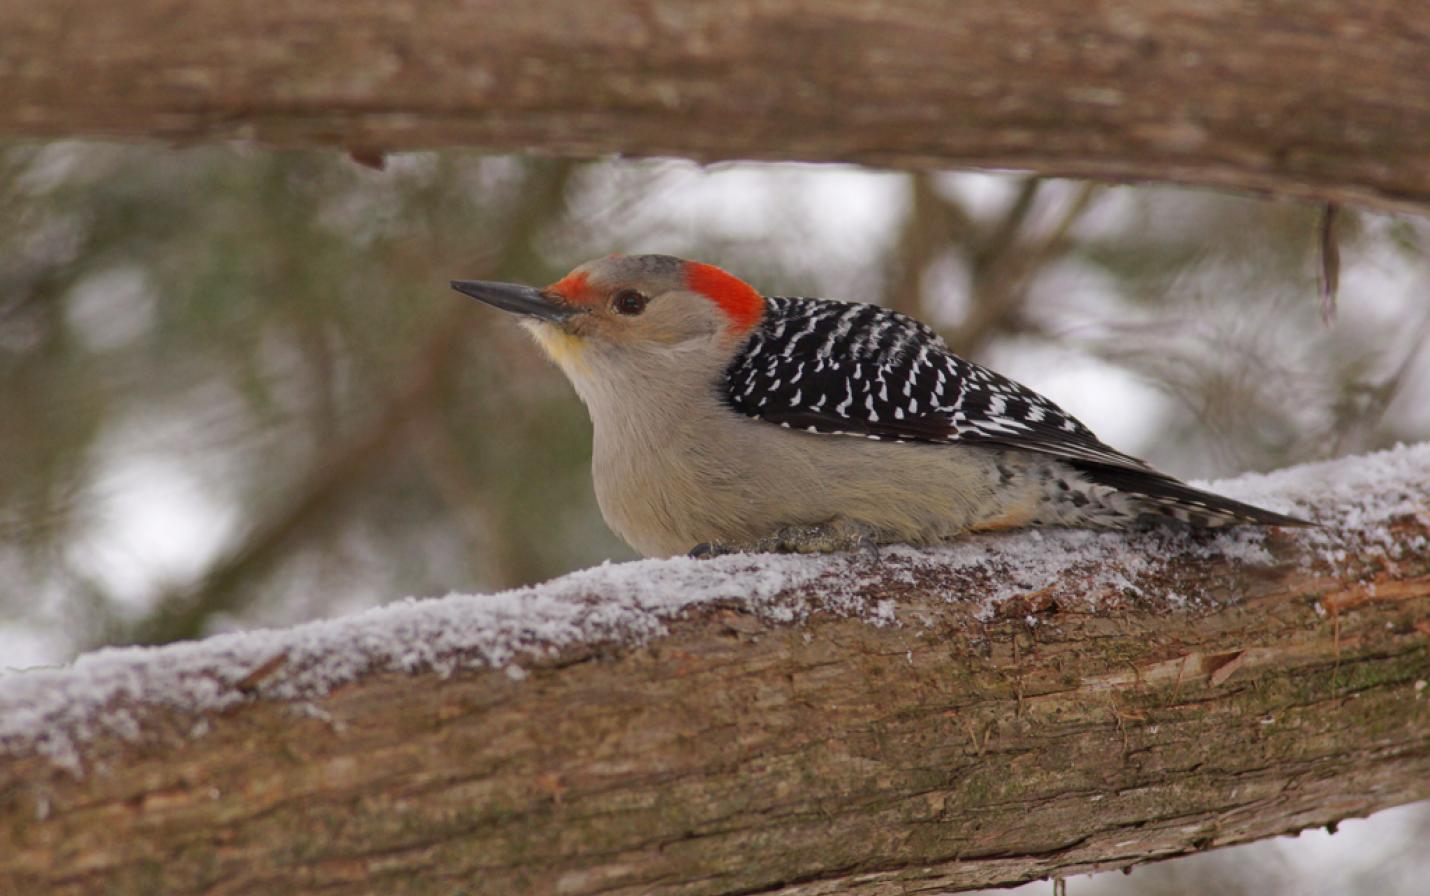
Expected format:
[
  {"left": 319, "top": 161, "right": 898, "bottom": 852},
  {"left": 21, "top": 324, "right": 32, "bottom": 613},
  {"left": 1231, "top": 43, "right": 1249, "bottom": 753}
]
[{"left": 452, "top": 255, "right": 1306, "bottom": 557}]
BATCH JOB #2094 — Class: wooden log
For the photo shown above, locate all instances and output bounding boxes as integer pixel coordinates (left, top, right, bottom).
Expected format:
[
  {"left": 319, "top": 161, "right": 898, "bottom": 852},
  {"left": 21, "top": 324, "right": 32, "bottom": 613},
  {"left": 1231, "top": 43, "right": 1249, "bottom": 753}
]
[
  {"left": 1, "top": 444, "right": 1427, "bottom": 894},
  {"left": 3, "top": 2, "right": 1430, "bottom": 212}
]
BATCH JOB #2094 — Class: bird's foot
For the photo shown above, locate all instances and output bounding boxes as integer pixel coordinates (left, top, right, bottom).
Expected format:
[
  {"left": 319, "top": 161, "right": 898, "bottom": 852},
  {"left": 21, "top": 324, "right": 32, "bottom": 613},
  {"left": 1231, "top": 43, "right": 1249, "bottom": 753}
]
[{"left": 688, "top": 520, "right": 881, "bottom": 560}]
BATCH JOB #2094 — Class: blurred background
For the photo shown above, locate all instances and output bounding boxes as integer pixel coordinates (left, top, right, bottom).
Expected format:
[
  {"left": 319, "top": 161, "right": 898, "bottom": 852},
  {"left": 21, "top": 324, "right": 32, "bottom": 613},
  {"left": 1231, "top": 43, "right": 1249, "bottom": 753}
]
[{"left": 1, "top": 142, "right": 1427, "bottom": 892}]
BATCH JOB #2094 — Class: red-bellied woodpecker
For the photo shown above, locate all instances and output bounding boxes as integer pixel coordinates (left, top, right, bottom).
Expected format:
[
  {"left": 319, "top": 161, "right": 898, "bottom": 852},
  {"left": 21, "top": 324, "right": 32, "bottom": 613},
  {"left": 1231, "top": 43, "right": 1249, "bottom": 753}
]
[{"left": 452, "top": 254, "right": 1307, "bottom": 557}]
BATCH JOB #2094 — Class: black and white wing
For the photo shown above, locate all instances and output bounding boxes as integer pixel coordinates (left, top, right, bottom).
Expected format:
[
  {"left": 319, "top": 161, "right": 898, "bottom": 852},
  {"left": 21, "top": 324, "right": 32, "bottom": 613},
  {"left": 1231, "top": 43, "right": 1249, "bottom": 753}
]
[{"left": 722, "top": 297, "right": 1155, "bottom": 474}]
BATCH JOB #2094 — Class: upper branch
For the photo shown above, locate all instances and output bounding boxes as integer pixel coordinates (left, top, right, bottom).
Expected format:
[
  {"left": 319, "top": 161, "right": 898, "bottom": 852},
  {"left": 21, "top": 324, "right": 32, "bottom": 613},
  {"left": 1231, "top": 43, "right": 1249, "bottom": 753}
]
[
  {"left": 1, "top": 444, "right": 1428, "bottom": 894},
  {"left": 4, "top": 1, "right": 1430, "bottom": 212}
]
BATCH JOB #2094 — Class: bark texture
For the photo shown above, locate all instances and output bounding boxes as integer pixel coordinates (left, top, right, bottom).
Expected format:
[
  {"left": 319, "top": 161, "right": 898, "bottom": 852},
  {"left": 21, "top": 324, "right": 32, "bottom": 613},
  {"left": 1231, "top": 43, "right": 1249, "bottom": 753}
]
[
  {"left": 3, "top": 2, "right": 1430, "bottom": 212},
  {"left": 1, "top": 457, "right": 1428, "bottom": 894}
]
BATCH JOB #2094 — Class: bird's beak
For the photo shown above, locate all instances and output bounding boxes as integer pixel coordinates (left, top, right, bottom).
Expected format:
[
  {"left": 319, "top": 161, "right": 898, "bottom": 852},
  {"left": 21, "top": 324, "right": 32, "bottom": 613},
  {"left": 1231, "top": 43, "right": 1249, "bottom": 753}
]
[{"left": 450, "top": 279, "right": 580, "bottom": 322}]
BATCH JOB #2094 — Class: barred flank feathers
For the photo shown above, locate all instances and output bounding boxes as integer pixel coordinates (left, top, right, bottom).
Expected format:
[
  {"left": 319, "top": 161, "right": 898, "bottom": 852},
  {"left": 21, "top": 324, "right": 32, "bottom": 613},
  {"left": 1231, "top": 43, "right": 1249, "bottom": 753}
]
[{"left": 723, "top": 294, "right": 1312, "bottom": 531}]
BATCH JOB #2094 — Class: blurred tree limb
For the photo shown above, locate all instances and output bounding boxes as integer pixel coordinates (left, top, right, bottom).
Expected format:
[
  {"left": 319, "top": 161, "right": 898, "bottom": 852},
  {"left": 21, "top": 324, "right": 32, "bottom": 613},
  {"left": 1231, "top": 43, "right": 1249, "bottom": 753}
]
[
  {"left": 890, "top": 177, "right": 1102, "bottom": 356},
  {"left": 949, "top": 180, "right": 1100, "bottom": 357},
  {"left": 115, "top": 310, "right": 464, "bottom": 647},
  {"left": 115, "top": 160, "right": 579, "bottom": 647},
  {"left": 5, "top": 2, "right": 1430, "bottom": 213},
  {"left": 2, "top": 451, "right": 1428, "bottom": 894}
]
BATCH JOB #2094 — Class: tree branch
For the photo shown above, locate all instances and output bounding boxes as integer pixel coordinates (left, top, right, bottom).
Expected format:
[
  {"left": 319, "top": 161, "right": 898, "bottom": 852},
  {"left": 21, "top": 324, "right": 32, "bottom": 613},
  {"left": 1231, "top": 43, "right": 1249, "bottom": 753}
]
[
  {"left": 5, "top": 2, "right": 1430, "bottom": 213},
  {"left": 2, "top": 444, "right": 1428, "bottom": 894}
]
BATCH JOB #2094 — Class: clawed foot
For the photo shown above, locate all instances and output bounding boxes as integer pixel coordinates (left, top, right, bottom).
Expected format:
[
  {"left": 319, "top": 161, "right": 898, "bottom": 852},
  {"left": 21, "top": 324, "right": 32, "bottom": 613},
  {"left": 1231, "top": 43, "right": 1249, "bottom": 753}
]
[{"left": 688, "top": 520, "right": 881, "bottom": 560}]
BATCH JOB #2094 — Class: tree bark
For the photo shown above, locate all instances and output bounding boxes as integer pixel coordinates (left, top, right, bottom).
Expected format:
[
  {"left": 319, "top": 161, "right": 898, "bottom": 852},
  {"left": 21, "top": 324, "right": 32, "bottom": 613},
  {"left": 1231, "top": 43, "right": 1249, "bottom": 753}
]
[
  {"left": 3, "top": 1, "right": 1430, "bottom": 213},
  {"left": 1, "top": 446, "right": 1428, "bottom": 894}
]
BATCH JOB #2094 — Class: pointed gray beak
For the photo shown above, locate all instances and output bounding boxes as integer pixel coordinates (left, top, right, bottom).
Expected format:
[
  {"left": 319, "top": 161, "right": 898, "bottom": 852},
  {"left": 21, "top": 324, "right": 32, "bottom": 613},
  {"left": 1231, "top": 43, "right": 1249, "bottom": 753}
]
[{"left": 450, "top": 279, "right": 579, "bottom": 322}]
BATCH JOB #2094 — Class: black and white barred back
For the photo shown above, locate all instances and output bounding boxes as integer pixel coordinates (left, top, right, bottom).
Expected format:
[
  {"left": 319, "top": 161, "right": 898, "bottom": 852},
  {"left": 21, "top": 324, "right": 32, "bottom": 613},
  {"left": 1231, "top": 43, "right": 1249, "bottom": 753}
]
[{"left": 721, "top": 296, "right": 1307, "bottom": 529}]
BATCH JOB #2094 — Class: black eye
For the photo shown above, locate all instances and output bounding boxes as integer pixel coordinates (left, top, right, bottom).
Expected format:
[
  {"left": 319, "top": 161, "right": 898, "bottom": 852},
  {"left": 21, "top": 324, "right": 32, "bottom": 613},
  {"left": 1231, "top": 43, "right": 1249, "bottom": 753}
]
[{"left": 612, "top": 288, "right": 648, "bottom": 316}]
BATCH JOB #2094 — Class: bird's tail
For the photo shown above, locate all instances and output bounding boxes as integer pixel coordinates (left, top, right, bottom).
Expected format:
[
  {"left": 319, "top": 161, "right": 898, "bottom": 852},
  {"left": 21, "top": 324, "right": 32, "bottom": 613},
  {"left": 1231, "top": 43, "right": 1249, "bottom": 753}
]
[{"left": 1074, "top": 464, "right": 1312, "bottom": 529}]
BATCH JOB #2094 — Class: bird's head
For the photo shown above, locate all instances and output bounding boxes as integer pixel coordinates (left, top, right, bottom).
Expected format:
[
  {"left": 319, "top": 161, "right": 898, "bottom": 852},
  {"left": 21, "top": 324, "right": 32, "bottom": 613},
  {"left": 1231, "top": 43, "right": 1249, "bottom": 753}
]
[{"left": 451, "top": 254, "right": 765, "bottom": 384}]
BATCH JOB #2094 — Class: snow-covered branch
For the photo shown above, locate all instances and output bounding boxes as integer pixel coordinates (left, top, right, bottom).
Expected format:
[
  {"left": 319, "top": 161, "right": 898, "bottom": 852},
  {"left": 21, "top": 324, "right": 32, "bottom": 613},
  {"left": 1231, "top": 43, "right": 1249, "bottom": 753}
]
[
  {"left": 5, "top": 1, "right": 1430, "bottom": 213},
  {"left": 2, "top": 444, "right": 1429, "bottom": 895}
]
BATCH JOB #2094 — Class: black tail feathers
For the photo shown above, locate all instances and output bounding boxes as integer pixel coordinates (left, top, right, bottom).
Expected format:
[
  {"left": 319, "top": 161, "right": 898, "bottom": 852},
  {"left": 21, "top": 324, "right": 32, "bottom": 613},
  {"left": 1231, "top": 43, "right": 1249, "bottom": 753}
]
[{"left": 1078, "top": 465, "right": 1313, "bottom": 529}]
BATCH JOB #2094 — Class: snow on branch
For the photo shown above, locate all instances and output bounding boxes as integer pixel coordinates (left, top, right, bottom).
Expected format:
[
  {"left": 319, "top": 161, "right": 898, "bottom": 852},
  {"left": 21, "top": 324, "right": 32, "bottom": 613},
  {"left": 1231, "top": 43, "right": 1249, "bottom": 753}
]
[{"left": 2, "top": 443, "right": 1428, "bottom": 895}]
